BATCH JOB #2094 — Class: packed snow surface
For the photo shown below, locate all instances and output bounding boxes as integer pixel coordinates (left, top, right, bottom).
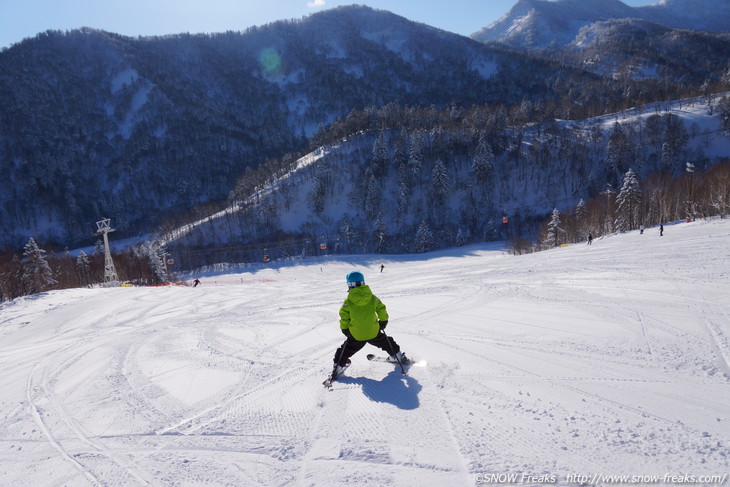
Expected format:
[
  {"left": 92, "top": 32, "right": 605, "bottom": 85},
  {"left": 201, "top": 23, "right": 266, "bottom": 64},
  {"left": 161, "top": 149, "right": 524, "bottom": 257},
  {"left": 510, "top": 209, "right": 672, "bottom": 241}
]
[{"left": 1, "top": 219, "right": 729, "bottom": 486}]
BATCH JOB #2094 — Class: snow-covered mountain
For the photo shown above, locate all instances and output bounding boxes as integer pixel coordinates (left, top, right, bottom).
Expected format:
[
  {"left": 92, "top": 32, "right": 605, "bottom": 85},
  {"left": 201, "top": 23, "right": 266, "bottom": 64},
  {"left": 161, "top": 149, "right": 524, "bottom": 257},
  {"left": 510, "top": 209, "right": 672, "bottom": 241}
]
[
  {"left": 565, "top": 18, "right": 730, "bottom": 81},
  {"left": 1, "top": 2, "right": 728, "bottom": 254},
  {"left": 2, "top": 217, "right": 729, "bottom": 485},
  {"left": 160, "top": 92, "right": 730, "bottom": 268},
  {"left": 472, "top": 0, "right": 730, "bottom": 49},
  {"left": 0, "top": 6, "right": 600, "bottom": 251}
]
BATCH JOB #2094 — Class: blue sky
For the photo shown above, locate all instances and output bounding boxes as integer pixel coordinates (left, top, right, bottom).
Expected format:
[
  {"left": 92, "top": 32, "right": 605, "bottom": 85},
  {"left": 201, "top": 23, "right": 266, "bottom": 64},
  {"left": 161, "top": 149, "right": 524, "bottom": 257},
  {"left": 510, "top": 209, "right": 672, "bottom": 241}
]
[{"left": 0, "top": 0, "right": 657, "bottom": 49}]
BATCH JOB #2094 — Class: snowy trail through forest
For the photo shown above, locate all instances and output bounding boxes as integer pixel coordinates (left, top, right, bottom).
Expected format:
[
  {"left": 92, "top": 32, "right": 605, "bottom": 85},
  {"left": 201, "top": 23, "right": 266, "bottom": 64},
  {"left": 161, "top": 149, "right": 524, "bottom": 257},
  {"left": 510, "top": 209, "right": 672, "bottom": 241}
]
[{"left": 1, "top": 219, "right": 729, "bottom": 486}]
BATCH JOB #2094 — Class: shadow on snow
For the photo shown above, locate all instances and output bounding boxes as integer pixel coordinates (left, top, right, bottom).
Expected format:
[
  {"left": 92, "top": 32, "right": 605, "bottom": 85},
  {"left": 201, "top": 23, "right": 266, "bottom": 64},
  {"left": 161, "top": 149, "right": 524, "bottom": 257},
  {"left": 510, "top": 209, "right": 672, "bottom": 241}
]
[{"left": 339, "top": 370, "right": 422, "bottom": 410}]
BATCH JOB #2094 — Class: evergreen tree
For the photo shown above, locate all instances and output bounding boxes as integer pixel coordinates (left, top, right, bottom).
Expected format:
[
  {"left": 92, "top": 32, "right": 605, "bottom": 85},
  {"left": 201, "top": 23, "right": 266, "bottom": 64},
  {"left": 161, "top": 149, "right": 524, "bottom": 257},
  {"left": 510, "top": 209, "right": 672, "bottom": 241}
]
[
  {"left": 455, "top": 227, "right": 471, "bottom": 247},
  {"left": 372, "top": 131, "right": 389, "bottom": 178},
  {"left": 396, "top": 181, "right": 411, "bottom": 222},
  {"left": 135, "top": 241, "right": 168, "bottom": 284},
  {"left": 430, "top": 159, "right": 450, "bottom": 208},
  {"left": 414, "top": 220, "right": 434, "bottom": 253},
  {"left": 471, "top": 134, "right": 495, "bottom": 188},
  {"left": 364, "top": 175, "right": 381, "bottom": 221},
  {"left": 661, "top": 114, "right": 689, "bottom": 174},
  {"left": 719, "top": 96, "right": 730, "bottom": 137},
  {"left": 340, "top": 217, "right": 355, "bottom": 253},
  {"left": 409, "top": 130, "right": 426, "bottom": 178},
  {"left": 544, "top": 209, "right": 563, "bottom": 248},
  {"left": 76, "top": 250, "right": 91, "bottom": 287},
  {"left": 575, "top": 199, "right": 587, "bottom": 222},
  {"left": 606, "top": 122, "right": 627, "bottom": 185},
  {"left": 574, "top": 199, "right": 589, "bottom": 239},
  {"left": 309, "top": 175, "right": 325, "bottom": 214},
  {"left": 615, "top": 168, "right": 642, "bottom": 232},
  {"left": 22, "top": 238, "right": 57, "bottom": 294},
  {"left": 393, "top": 133, "right": 409, "bottom": 170}
]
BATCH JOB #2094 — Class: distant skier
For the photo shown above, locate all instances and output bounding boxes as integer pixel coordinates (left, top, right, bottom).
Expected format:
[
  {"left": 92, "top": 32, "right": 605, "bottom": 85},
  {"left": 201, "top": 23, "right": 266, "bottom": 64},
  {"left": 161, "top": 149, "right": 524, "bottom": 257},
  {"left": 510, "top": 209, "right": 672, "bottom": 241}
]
[
  {"left": 380, "top": 264, "right": 385, "bottom": 273},
  {"left": 332, "top": 271, "right": 408, "bottom": 376},
  {"left": 587, "top": 233, "right": 593, "bottom": 245},
  {"left": 660, "top": 224, "right": 664, "bottom": 237},
  {"left": 193, "top": 278, "right": 201, "bottom": 287}
]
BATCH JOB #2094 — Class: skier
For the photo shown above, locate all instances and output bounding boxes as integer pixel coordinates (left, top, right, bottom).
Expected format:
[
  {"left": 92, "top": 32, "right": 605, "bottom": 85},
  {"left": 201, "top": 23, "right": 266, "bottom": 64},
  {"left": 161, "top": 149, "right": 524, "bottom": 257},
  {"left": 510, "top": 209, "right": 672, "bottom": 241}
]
[
  {"left": 587, "top": 233, "right": 593, "bottom": 245},
  {"left": 380, "top": 264, "right": 385, "bottom": 273},
  {"left": 193, "top": 278, "right": 201, "bottom": 287},
  {"left": 332, "top": 271, "right": 408, "bottom": 377}
]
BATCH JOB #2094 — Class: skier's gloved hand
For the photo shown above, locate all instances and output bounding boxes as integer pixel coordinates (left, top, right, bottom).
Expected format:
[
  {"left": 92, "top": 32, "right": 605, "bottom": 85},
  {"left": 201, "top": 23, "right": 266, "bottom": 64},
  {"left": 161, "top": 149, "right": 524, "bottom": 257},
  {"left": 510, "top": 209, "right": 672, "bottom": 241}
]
[
  {"left": 341, "top": 328, "right": 353, "bottom": 338},
  {"left": 379, "top": 320, "right": 388, "bottom": 330}
]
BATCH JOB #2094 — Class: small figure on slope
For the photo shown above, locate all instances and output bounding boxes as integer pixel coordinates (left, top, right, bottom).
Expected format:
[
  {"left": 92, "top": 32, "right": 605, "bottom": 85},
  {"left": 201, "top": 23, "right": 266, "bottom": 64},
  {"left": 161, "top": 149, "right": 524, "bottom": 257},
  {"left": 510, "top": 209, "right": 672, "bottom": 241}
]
[{"left": 332, "top": 271, "right": 408, "bottom": 378}]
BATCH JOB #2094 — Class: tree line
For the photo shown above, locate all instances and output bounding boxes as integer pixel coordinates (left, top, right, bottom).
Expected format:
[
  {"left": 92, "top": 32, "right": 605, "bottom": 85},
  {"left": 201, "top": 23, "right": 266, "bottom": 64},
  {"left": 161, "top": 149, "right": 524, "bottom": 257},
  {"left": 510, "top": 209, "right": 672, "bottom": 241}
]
[
  {"left": 0, "top": 238, "right": 174, "bottom": 301},
  {"left": 511, "top": 160, "right": 730, "bottom": 254}
]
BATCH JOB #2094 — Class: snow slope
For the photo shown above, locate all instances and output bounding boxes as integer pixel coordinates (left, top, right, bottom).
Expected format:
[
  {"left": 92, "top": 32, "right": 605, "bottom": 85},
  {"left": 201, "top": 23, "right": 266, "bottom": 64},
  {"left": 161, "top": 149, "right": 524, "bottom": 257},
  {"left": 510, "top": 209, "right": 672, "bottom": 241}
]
[{"left": 1, "top": 219, "right": 729, "bottom": 486}]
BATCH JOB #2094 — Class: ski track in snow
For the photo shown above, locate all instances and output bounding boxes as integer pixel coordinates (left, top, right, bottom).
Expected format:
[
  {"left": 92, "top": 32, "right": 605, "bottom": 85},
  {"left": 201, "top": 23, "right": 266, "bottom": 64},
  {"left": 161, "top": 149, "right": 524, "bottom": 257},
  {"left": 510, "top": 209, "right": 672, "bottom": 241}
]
[{"left": 1, "top": 219, "right": 730, "bottom": 486}]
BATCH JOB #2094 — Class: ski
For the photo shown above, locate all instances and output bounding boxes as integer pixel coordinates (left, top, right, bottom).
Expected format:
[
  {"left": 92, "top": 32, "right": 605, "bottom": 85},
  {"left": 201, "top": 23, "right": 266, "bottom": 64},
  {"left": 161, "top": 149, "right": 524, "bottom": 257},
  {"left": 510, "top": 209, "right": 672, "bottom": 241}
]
[
  {"left": 323, "top": 359, "right": 350, "bottom": 388},
  {"left": 366, "top": 354, "right": 426, "bottom": 368}
]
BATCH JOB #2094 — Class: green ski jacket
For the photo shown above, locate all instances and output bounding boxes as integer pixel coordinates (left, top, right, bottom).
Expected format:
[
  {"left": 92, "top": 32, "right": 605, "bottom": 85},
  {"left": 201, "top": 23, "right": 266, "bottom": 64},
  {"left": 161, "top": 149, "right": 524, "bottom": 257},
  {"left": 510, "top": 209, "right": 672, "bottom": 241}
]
[{"left": 339, "top": 285, "right": 388, "bottom": 341}]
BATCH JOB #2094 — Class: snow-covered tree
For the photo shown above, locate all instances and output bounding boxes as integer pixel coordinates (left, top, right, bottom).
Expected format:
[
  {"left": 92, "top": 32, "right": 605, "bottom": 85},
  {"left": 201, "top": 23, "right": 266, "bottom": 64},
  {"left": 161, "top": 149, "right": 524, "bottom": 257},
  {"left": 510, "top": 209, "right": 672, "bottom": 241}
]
[
  {"left": 718, "top": 96, "right": 730, "bottom": 137},
  {"left": 76, "top": 250, "right": 91, "bottom": 287},
  {"left": 615, "top": 168, "right": 642, "bottom": 232},
  {"left": 574, "top": 199, "right": 589, "bottom": 239},
  {"left": 544, "top": 209, "right": 563, "bottom": 248},
  {"left": 409, "top": 130, "right": 426, "bottom": 178},
  {"left": 309, "top": 175, "right": 325, "bottom": 214},
  {"left": 455, "top": 227, "right": 471, "bottom": 247},
  {"left": 607, "top": 122, "right": 628, "bottom": 184},
  {"left": 430, "top": 159, "right": 450, "bottom": 208},
  {"left": 372, "top": 131, "right": 389, "bottom": 177},
  {"left": 471, "top": 134, "right": 494, "bottom": 187},
  {"left": 661, "top": 115, "right": 689, "bottom": 174},
  {"left": 340, "top": 217, "right": 356, "bottom": 253},
  {"left": 396, "top": 181, "right": 411, "bottom": 222},
  {"left": 392, "top": 133, "right": 408, "bottom": 169},
  {"left": 364, "top": 175, "right": 381, "bottom": 221},
  {"left": 22, "top": 238, "right": 57, "bottom": 294},
  {"left": 414, "top": 220, "right": 433, "bottom": 253},
  {"left": 575, "top": 199, "right": 587, "bottom": 223},
  {"left": 135, "top": 241, "right": 168, "bottom": 284}
]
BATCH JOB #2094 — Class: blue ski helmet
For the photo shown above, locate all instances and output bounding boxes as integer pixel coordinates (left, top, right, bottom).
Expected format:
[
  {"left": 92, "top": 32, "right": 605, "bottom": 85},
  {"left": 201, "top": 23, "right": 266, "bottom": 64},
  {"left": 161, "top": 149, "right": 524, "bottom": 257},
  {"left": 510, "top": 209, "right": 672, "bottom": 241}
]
[{"left": 346, "top": 271, "right": 365, "bottom": 289}]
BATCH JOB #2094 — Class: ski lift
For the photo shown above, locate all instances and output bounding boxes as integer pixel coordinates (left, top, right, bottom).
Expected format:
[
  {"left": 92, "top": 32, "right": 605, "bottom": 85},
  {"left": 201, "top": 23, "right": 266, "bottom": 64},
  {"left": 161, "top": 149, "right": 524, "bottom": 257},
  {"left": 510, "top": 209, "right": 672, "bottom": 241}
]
[
  {"left": 320, "top": 242, "right": 327, "bottom": 250},
  {"left": 502, "top": 215, "right": 509, "bottom": 224},
  {"left": 262, "top": 249, "right": 270, "bottom": 262},
  {"left": 166, "top": 258, "right": 175, "bottom": 265}
]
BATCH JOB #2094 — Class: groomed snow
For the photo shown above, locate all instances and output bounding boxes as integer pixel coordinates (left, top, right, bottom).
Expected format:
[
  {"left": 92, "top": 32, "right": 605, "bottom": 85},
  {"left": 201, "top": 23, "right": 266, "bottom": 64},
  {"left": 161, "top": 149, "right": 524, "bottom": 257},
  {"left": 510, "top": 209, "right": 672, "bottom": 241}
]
[{"left": 1, "top": 219, "right": 729, "bottom": 486}]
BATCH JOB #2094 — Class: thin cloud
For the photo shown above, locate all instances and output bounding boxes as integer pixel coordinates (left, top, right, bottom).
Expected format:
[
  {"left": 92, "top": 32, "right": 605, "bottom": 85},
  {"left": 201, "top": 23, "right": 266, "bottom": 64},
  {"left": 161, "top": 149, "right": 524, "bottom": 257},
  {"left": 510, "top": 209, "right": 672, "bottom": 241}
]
[{"left": 307, "top": 0, "right": 325, "bottom": 7}]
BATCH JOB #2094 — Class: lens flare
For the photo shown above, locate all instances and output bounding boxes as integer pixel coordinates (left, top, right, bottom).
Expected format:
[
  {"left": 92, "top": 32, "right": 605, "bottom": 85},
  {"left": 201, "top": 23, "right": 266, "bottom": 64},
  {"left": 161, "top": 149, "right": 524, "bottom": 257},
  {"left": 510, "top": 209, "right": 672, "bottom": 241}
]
[{"left": 259, "top": 48, "right": 282, "bottom": 77}]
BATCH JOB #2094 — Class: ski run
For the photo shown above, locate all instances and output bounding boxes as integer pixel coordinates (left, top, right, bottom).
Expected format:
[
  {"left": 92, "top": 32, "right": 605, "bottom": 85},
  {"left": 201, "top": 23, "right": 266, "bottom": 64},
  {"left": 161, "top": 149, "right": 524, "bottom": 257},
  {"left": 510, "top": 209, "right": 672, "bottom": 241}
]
[{"left": 1, "top": 218, "right": 729, "bottom": 487}]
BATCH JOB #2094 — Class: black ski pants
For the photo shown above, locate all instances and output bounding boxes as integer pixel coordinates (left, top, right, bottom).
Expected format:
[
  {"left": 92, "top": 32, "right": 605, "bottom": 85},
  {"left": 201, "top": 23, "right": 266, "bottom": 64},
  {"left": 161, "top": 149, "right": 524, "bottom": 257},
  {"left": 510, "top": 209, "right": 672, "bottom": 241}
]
[{"left": 334, "top": 332, "right": 400, "bottom": 366}]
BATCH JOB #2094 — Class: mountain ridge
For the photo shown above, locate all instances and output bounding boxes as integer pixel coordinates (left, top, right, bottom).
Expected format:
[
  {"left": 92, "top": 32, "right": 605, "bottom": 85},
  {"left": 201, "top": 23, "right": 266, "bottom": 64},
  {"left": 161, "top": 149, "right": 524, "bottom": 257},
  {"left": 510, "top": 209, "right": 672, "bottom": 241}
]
[
  {"left": 471, "top": 0, "right": 730, "bottom": 48},
  {"left": 1, "top": 3, "right": 728, "bottom": 254},
  {"left": 0, "top": 5, "right": 599, "bottom": 250}
]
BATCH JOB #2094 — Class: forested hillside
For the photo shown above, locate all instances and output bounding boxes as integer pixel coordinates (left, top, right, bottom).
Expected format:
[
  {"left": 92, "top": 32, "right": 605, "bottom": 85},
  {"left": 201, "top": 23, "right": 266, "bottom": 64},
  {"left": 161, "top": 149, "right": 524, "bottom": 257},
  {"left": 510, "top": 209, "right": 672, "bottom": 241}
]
[
  {"left": 158, "top": 93, "right": 730, "bottom": 270},
  {"left": 0, "top": 6, "right": 613, "bottom": 250}
]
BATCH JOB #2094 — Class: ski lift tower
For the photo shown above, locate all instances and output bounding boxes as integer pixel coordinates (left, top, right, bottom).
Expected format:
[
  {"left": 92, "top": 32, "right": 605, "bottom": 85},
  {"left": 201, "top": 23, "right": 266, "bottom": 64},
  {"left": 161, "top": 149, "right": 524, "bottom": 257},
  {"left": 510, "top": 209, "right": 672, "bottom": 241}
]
[{"left": 95, "top": 218, "right": 119, "bottom": 286}]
